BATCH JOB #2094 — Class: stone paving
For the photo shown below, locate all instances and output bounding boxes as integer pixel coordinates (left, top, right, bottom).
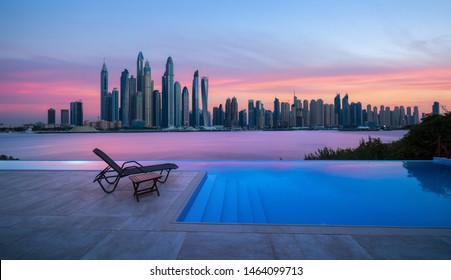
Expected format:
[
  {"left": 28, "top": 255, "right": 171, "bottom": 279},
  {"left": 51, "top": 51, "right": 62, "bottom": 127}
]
[{"left": 1, "top": 170, "right": 450, "bottom": 260}]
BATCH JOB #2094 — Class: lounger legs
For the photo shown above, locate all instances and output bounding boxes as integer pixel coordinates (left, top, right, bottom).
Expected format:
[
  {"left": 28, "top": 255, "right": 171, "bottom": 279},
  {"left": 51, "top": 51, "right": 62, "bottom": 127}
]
[
  {"left": 96, "top": 176, "right": 121, "bottom": 193},
  {"left": 157, "top": 169, "right": 172, "bottom": 183}
]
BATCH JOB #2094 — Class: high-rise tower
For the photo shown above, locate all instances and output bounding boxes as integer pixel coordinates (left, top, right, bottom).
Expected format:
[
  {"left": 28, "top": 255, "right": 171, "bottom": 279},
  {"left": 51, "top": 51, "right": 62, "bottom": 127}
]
[
  {"left": 174, "top": 81, "right": 181, "bottom": 127},
  {"left": 111, "top": 88, "right": 119, "bottom": 122},
  {"left": 129, "top": 75, "right": 137, "bottom": 123},
  {"left": 342, "top": 94, "right": 349, "bottom": 127},
  {"left": 201, "top": 76, "right": 210, "bottom": 126},
  {"left": 120, "top": 69, "right": 129, "bottom": 127},
  {"left": 191, "top": 70, "right": 199, "bottom": 127},
  {"left": 137, "top": 52, "right": 145, "bottom": 93},
  {"left": 248, "top": 99, "right": 255, "bottom": 129},
  {"left": 334, "top": 93, "right": 341, "bottom": 126},
  {"left": 273, "top": 98, "right": 280, "bottom": 128},
  {"left": 182, "top": 86, "right": 189, "bottom": 126},
  {"left": 100, "top": 62, "right": 108, "bottom": 120},
  {"left": 162, "top": 56, "right": 174, "bottom": 127},
  {"left": 144, "top": 60, "right": 153, "bottom": 127},
  {"left": 432, "top": 101, "right": 440, "bottom": 115}
]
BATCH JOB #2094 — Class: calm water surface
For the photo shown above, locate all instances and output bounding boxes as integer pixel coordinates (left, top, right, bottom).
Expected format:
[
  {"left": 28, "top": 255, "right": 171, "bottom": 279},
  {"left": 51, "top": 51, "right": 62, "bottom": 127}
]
[{"left": 0, "top": 130, "right": 405, "bottom": 160}]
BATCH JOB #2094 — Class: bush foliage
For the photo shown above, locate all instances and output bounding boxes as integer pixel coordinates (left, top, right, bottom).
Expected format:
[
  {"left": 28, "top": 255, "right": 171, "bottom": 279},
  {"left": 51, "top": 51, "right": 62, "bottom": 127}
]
[{"left": 305, "top": 112, "right": 451, "bottom": 160}]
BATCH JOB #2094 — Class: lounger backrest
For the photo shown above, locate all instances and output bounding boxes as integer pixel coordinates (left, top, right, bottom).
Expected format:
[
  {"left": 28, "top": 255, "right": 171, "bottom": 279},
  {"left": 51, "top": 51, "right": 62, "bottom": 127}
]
[{"left": 93, "top": 148, "right": 123, "bottom": 173}]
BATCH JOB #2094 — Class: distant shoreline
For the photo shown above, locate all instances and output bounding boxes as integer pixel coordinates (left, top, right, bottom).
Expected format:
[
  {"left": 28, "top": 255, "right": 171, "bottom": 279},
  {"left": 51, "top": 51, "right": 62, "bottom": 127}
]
[{"left": 2, "top": 127, "right": 409, "bottom": 134}]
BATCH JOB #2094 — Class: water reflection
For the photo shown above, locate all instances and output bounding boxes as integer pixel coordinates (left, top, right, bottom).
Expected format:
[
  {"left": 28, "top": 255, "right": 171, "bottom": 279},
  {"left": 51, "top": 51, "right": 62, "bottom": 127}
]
[{"left": 403, "top": 161, "right": 451, "bottom": 196}]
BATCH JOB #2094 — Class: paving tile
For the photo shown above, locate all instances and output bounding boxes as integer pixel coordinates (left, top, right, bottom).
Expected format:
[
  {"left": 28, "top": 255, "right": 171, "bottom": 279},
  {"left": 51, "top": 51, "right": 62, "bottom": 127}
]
[
  {"left": 1, "top": 170, "right": 451, "bottom": 260},
  {"left": 353, "top": 235, "right": 451, "bottom": 259},
  {"left": 11, "top": 215, "right": 94, "bottom": 230},
  {"left": 0, "top": 226, "right": 37, "bottom": 250},
  {"left": 116, "top": 217, "right": 159, "bottom": 231},
  {"left": 82, "top": 230, "right": 186, "bottom": 260},
  {"left": 0, "top": 215, "right": 24, "bottom": 227},
  {"left": 177, "top": 232, "right": 274, "bottom": 260},
  {"left": 0, "top": 228, "right": 62, "bottom": 259},
  {"left": 270, "top": 234, "right": 373, "bottom": 260},
  {"left": 18, "top": 228, "right": 111, "bottom": 260}
]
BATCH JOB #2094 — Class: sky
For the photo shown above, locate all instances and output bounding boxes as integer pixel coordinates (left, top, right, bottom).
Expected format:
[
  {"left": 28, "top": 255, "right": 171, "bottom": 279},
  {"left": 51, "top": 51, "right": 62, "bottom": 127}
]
[{"left": 0, "top": 0, "right": 450, "bottom": 126}]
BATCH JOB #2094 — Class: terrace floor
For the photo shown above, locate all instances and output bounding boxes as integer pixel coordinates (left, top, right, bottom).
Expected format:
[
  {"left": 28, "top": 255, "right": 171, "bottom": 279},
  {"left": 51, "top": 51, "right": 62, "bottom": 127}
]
[{"left": 1, "top": 167, "right": 451, "bottom": 260}]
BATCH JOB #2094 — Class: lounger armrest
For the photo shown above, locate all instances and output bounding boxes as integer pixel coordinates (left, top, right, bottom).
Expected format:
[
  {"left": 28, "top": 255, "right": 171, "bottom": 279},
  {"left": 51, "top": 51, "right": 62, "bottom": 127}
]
[
  {"left": 122, "top": 161, "right": 146, "bottom": 173},
  {"left": 121, "top": 160, "right": 144, "bottom": 168}
]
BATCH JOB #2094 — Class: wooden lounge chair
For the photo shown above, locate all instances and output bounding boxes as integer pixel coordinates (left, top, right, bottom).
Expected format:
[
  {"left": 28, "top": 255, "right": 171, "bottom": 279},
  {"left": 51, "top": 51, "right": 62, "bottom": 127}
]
[{"left": 92, "top": 148, "right": 178, "bottom": 193}]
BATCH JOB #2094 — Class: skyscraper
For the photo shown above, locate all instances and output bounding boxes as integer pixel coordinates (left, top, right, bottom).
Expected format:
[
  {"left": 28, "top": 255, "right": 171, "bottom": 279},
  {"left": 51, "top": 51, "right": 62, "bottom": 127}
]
[
  {"left": 162, "top": 56, "right": 174, "bottom": 127},
  {"left": 61, "top": 109, "right": 69, "bottom": 126},
  {"left": 152, "top": 90, "right": 161, "bottom": 127},
  {"left": 144, "top": 60, "right": 153, "bottom": 127},
  {"left": 248, "top": 99, "right": 255, "bottom": 129},
  {"left": 334, "top": 93, "right": 341, "bottom": 126},
  {"left": 70, "top": 101, "right": 83, "bottom": 126},
  {"left": 105, "top": 92, "right": 112, "bottom": 121},
  {"left": 342, "top": 94, "right": 349, "bottom": 127},
  {"left": 432, "top": 101, "right": 440, "bottom": 115},
  {"left": 225, "top": 98, "right": 232, "bottom": 127},
  {"left": 48, "top": 108, "right": 55, "bottom": 125},
  {"left": 191, "top": 70, "right": 199, "bottom": 127},
  {"left": 280, "top": 102, "right": 290, "bottom": 128},
  {"left": 239, "top": 109, "right": 247, "bottom": 128},
  {"left": 100, "top": 62, "right": 108, "bottom": 121},
  {"left": 182, "top": 86, "right": 189, "bottom": 126},
  {"left": 120, "top": 69, "right": 129, "bottom": 127},
  {"left": 255, "top": 100, "right": 264, "bottom": 129},
  {"left": 201, "top": 76, "right": 210, "bottom": 126},
  {"left": 413, "top": 106, "right": 420, "bottom": 124},
  {"left": 111, "top": 88, "right": 119, "bottom": 122},
  {"left": 231, "top": 97, "right": 239, "bottom": 127},
  {"left": 174, "top": 81, "right": 181, "bottom": 127},
  {"left": 137, "top": 52, "right": 145, "bottom": 93},
  {"left": 129, "top": 75, "right": 137, "bottom": 122},
  {"left": 273, "top": 98, "right": 280, "bottom": 128}
]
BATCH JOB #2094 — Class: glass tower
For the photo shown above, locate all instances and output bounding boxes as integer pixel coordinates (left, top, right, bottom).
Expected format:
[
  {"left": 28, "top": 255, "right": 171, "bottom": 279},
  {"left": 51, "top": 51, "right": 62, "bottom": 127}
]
[
  {"left": 100, "top": 62, "right": 108, "bottom": 121},
  {"left": 201, "top": 76, "right": 210, "bottom": 126},
  {"left": 144, "top": 60, "right": 153, "bottom": 127},
  {"left": 174, "top": 81, "right": 181, "bottom": 127},
  {"left": 191, "top": 70, "right": 199, "bottom": 127},
  {"left": 182, "top": 86, "right": 189, "bottom": 126},
  {"left": 137, "top": 52, "right": 144, "bottom": 93},
  {"left": 162, "top": 56, "right": 174, "bottom": 127},
  {"left": 120, "top": 69, "right": 129, "bottom": 127}
]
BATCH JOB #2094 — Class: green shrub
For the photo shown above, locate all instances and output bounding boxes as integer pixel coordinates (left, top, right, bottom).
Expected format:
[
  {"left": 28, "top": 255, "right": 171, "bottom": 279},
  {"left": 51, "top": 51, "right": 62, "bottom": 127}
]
[{"left": 305, "top": 112, "right": 451, "bottom": 160}]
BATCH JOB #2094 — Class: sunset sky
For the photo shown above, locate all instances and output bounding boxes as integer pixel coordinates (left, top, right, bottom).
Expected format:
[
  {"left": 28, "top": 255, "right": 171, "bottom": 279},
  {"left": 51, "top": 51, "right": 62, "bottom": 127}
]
[{"left": 1, "top": 0, "right": 450, "bottom": 126}]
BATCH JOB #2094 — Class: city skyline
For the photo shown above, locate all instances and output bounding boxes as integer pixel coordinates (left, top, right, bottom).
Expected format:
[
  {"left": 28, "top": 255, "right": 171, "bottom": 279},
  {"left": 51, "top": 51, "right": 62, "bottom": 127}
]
[
  {"left": 1, "top": 0, "right": 451, "bottom": 126},
  {"left": 97, "top": 51, "right": 429, "bottom": 130}
]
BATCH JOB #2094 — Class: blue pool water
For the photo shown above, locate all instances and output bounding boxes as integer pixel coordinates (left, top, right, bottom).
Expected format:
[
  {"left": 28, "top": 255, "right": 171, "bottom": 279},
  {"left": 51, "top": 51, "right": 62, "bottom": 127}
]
[{"left": 178, "top": 161, "right": 451, "bottom": 227}]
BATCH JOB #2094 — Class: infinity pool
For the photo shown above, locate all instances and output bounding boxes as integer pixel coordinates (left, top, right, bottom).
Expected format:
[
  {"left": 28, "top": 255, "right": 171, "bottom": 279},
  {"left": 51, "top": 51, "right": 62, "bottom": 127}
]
[{"left": 178, "top": 161, "right": 451, "bottom": 227}]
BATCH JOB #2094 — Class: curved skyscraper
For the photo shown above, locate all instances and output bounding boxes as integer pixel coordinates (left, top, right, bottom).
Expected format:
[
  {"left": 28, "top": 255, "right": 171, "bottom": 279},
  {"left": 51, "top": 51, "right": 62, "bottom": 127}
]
[
  {"left": 191, "top": 70, "right": 199, "bottom": 127},
  {"left": 100, "top": 62, "right": 108, "bottom": 120},
  {"left": 201, "top": 76, "right": 210, "bottom": 126}
]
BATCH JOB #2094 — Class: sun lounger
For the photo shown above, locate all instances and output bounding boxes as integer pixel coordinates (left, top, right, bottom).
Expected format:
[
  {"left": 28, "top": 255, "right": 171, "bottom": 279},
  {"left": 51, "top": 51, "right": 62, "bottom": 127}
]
[{"left": 92, "top": 148, "right": 178, "bottom": 193}]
